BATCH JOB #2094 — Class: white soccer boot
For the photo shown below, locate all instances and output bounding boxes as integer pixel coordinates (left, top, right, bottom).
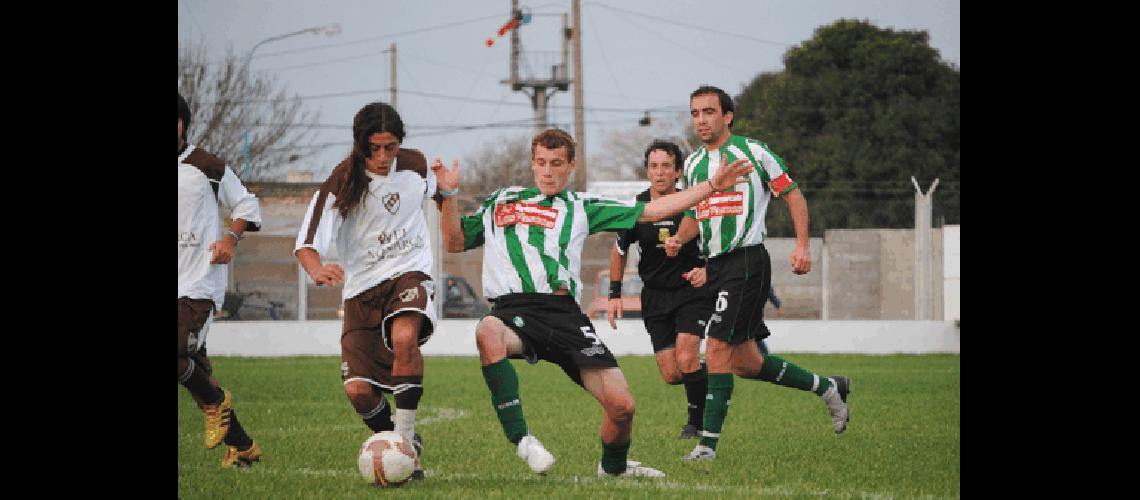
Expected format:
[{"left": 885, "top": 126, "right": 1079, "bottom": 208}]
[
  {"left": 681, "top": 444, "right": 716, "bottom": 461},
  {"left": 516, "top": 434, "right": 555, "bottom": 474},
  {"left": 597, "top": 459, "right": 665, "bottom": 477},
  {"left": 821, "top": 375, "right": 851, "bottom": 434}
]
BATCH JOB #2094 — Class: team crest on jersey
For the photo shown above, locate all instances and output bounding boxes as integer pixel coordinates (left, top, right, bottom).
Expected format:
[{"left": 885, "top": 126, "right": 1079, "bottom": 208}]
[
  {"left": 658, "top": 227, "right": 671, "bottom": 242},
  {"left": 383, "top": 192, "right": 401, "bottom": 214},
  {"left": 399, "top": 287, "right": 419, "bottom": 302},
  {"left": 494, "top": 202, "right": 558, "bottom": 229},
  {"left": 696, "top": 191, "right": 745, "bottom": 220},
  {"left": 513, "top": 316, "right": 525, "bottom": 328}
]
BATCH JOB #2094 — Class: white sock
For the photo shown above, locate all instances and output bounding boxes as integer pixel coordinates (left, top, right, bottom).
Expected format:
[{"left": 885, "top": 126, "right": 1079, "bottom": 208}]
[{"left": 394, "top": 408, "right": 417, "bottom": 444}]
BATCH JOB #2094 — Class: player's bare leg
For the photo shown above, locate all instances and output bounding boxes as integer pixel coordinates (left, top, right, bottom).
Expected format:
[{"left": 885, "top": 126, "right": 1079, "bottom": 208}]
[
  {"left": 389, "top": 313, "right": 427, "bottom": 477},
  {"left": 582, "top": 367, "right": 664, "bottom": 477},
  {"left": 475, "top": 317, "right": 554, "bottom": 474}
]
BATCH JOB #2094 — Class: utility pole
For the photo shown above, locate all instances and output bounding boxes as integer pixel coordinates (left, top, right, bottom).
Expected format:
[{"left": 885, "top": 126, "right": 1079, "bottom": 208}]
[
  {"left": 912, "top": 176, "right": 940, "bottom": 320},
  {"left": 571, "top": 0, "right": 586, "bottom": 191},
  {"left": 501, "top": 0, "right": 571, "bottom": 135},
  {"left": 389, "top": 43, "right": 397, "bottom": 107}
]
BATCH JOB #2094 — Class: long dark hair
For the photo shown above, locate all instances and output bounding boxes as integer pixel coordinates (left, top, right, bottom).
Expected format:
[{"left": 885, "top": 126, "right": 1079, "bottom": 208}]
[{"left": 333, "top": 102, "right": 406, "bottom": 217}]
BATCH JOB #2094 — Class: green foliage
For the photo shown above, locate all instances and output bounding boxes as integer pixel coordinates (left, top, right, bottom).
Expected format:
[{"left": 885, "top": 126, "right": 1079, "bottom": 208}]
[
  {"left": 733, "top": 19, "right": 960, "bottom": 236},
  {"left": 180, "top": 354, "right": 959, "bottom": 498}
]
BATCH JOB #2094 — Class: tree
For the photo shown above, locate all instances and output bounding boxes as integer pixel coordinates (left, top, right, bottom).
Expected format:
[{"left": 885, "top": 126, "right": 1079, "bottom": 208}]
[
  {"left": 732, "top": 19, "right": 960, "bottom": 236},
  {"left": 587, "top": 114, "right": 694, "bottom": 182},
  {"left": 178, "top": 42, "right": 320, "bottom": 181},
  {"left": 459, "top": 134, "right": 534, "bottom": 207}
]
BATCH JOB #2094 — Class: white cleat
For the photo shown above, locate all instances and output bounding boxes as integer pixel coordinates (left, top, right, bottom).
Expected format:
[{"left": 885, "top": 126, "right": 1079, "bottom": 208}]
[
  {"left": 597, "top": 459, "right": 665, "bottom": 477},
  {"left": 821, "top": 375, "right": 851, "bottom": 434},
  {"left": 516, "top": 435, "right": 555, "bottom": 474},
  {"left": 681, "top": 444, "right": 716, "bottom": 461}
]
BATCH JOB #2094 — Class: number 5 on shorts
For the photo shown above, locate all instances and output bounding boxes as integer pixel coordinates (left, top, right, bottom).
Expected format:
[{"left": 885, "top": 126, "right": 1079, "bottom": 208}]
[{"left": 580, "top": 326, "right": 601, "bottom": 345}]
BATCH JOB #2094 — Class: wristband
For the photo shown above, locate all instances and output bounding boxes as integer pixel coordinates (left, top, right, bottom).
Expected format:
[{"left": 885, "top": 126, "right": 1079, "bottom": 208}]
[
  {"left": 438, "top": 186, "right": 459, "bottom": 198},
  {"left": 608, "top": 280, "right": 622, "bottom": 299},
  {"left": 226, "top": 230, "right": 244, "bottom": 243}
]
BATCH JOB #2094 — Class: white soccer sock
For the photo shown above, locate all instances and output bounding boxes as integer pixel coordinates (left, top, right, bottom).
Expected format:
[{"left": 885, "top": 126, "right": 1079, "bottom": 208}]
[{"left": 394, "top": 408, "right": 417, "bottom": 443}]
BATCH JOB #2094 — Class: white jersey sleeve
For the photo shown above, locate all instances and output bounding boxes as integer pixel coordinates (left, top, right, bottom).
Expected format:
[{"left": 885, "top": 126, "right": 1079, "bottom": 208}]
[
  {"left": 295, "top": 190, "right": 342, "bottom": 258},
  {"left": 217, "top": 168, "right": 262, "bottom": 230}
]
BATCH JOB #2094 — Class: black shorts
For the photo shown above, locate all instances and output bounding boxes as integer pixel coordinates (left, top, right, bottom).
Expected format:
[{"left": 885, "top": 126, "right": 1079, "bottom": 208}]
[
  {"left": 640, "top": 285, "right": 711, "bottom": 352},
  {"left": 706, "top": 244, "right": 772, "bottom": 345},
  {"left": 489, "top": 293, "right": 619, "bottom": 388}
]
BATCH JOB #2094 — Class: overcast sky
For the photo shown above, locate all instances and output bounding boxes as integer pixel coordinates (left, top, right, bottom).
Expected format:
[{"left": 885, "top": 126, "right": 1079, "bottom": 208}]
[{"left": 178, "top": 0, "right": 959, "bottom": 182}]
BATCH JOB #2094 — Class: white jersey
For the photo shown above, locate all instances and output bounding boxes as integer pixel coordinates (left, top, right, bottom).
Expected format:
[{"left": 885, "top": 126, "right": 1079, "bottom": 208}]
[
  {"left": 682, "top": 134, "right": 798, "bottom": 258},
  {"left": 177, "top": 145, "right": 262, "bottom": 309},
  {"left": 459, "top": 186, "right": 644, "bottom": 304},
  {"left": 295, "top": 149, "right": 439, "bottom": 301}
]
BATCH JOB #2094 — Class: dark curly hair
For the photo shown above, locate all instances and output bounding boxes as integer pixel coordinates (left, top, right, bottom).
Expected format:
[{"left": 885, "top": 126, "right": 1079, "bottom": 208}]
[{"left": 643, "top": 140, "right": 685, "bottom": 171}]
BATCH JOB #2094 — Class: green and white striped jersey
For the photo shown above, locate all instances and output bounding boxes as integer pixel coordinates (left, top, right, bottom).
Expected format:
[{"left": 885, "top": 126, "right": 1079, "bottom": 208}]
[
  {"left": 461, "top": 186, "right": 645, "bottom": 303},
  {"left": 682, "top": 134, "right": 798, "bottom": 259}
]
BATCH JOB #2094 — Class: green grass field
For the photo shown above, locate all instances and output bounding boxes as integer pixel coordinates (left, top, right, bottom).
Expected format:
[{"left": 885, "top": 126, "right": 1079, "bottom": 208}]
[{"left": 178, "top": 354, "right": 959, "bottom": 498}]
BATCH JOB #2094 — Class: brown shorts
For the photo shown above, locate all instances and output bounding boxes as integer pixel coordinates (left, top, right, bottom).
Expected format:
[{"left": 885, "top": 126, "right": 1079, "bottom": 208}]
[
  {"left": 340, "top": 272, "right": 436, "bottom": 390},
  {"left": 178, "top": 297, "right": 215, "bottom": 376}
]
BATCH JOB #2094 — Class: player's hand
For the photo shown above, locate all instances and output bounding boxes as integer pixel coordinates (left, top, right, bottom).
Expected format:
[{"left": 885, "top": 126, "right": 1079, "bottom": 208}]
[
  {"left": 775, "top": 307, "right": 784, "bottom": 317},
  {"left": 709, "top": 158, "right": 754, "bottom": 190},
  {"left": 432, "top": 158, "right": 460, "bottom": 194},
  {"left": 681, "top": 267, "right": 707, "bottom": 288},
  {"left": 310, "top": 263, "right": 345, "bottom": 286},
  {"left": 606, "top": 298, "right": 623, "bottom": 329},
  {"left": 664, "top": 236, "right": 681, "bottom": 257},
  {"left": 790, "top": 244, "right": 811, "bottom": 275},
  {"left": 209, "top": 237, "right": 237, "bottom": 264}
]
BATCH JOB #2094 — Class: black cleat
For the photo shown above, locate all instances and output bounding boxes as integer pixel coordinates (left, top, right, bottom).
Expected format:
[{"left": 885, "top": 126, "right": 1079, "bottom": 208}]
[
  {"left": 678, "top": 424, "right": 700, "bottom": 439},
  {"left": 831, "top": 375, "right": 851, "bottom": 420},
  {"left": 410, "top": 432, "right": 424, "bottom": 480}
]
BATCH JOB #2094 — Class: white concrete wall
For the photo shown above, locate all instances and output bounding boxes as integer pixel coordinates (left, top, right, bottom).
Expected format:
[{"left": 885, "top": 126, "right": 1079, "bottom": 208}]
[
  {"left": 942, "top": 225, "right": 960, "bottom": 322},
  {"left": 204, "top": 319, "right": 960, "bottom": 357}
]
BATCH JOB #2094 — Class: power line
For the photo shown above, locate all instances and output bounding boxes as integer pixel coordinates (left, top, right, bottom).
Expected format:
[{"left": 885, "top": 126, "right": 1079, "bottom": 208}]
[
  {"left": 251, "top": 13, "right": 505, "bottom": 61},
  {"left": 586, "top": 2, "right": 793, "bottom": 48},
  {"left": 199, "top": 87, "right": 687, "bottom": 113},
  {"left": 603, "top": 5, "right": 750, "bottom": 79}
]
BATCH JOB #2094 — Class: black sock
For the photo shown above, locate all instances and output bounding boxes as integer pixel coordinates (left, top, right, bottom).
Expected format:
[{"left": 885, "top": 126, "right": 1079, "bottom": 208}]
[
  {"left": 179, "top": 359, "right": 223, "bottom": 404},
  {"left": 392, "top": 376, "right": 424, "bottom": 410},
  {"left": 361, "top": 396, "right": 394, "bottom": 432},
  {"left": 222, "top": 409, "right": 253, "bottom": 449},
  {"left": 681, "top": 365, "right": 708, "bottom": 427}
]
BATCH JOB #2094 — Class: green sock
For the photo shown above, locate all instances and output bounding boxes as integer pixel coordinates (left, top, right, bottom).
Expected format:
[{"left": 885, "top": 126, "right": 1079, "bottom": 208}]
[
  {"left": 699, "top": 373, "right": 734, "bottom": 450},
  {"left": 755, "top": 354, "right": 833, "bottom": 395},
  {"left": 600, "top": 439, "right": 631, "bottom": 475},
  {"left": 481, "top": 358, "right": 529, "bottom": 444}
]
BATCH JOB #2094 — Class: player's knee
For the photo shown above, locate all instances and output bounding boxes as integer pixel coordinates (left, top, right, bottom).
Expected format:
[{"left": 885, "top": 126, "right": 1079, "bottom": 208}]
[
  {"left": 605, "top": 395, "right": 636, "bottom": 423},
  {"left": 475, "top": 319, "right": 505, "bottom": 352},
  {"left": 675, "top": 349, "right": 699, "bottom": 371},
  {"left": 344, "top": 381, "right": 375, "bottom": 406},
  {"left": 389, "top": 329, "right": 421, "bottom": 355}
]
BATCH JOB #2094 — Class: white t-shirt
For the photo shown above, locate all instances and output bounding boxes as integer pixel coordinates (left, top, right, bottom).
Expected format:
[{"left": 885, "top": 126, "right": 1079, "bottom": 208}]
[
  {"left": 177, "top": 145, "right": 262, "bottom": 309},
  {"left": 295, "top": 149, "right": 439, "bottom": 302}
]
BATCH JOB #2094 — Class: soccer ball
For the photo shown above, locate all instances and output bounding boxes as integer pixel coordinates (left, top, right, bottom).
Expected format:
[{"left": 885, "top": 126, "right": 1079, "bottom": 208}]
[{"left": 357, "top": 431, "right": 418, "bottom": 486}]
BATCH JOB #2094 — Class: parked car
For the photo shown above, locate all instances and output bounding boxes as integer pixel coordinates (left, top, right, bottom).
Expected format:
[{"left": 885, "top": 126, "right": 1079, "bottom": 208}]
[
  {"left": 585, "top": 269, "right": 642, "bottom": 319},
  {"left": 440, "top": 273, "right": 491, "bottom": 318}
]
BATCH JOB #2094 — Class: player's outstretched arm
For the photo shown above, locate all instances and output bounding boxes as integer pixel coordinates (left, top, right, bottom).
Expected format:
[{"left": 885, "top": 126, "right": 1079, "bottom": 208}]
[
  {"left": 639, "top": 158, "right": 753, "bottom": 222},
  {"left": 432, "top": 158, "right": 466, "bottom": 253}
]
